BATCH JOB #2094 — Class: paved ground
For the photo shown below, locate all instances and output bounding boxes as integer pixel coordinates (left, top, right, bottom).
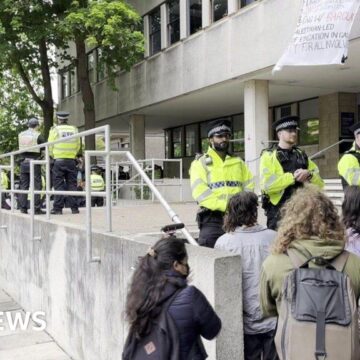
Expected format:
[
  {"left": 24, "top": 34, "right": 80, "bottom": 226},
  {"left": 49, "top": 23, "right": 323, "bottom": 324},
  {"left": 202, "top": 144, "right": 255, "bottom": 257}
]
[
  {"left": 30, "top": 200, "right": 267, "bottom": 239},
  {"left": 0, "top": 290, "right": 71, "bottom": 360}
]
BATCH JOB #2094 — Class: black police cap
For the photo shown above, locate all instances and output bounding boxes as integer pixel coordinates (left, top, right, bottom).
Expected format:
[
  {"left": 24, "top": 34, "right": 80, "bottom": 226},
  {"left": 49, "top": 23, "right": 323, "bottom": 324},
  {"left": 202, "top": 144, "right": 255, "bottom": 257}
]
[
  {"left": 56, "top": 111, "right": 70, "bottom": 120},
  {"left": 272, "top": 116, "right": 300, "bottom": 132},
  {"left": 350, "top": 122, "right": 360, "bottom": 136},
  {"left": 207, "top": 118, "right": 232, "bottom": 138},
  {"left": 28, "top": 117, "right": 39, "bottom": 127}
]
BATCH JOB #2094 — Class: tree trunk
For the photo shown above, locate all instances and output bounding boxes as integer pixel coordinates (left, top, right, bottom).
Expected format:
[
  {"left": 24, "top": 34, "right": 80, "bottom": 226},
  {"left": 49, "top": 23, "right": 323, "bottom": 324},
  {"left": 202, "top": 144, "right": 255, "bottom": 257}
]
[
  {"left": 75, "top": 38, "right": 96, "bottom": 152},
  {"left": 39, "top": 38, "right": 54, "bottom": 139}
]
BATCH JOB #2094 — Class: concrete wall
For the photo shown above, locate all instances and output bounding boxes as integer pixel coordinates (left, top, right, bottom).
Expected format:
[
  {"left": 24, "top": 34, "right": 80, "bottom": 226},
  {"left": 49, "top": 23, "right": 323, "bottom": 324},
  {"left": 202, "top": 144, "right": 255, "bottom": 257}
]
[{"left": 0, "top": 212, "right": 243, "bottom": 360}]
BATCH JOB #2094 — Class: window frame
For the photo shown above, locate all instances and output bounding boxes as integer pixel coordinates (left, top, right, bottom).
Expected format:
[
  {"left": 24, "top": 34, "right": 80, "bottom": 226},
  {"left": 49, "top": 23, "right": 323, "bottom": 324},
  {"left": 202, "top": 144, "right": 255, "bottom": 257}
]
[
  {"left": 149, "top": 7, "right": 162, "bottom": 56},
  {"left": 167, "top": 0, "right": 180, "bottom": 46}
]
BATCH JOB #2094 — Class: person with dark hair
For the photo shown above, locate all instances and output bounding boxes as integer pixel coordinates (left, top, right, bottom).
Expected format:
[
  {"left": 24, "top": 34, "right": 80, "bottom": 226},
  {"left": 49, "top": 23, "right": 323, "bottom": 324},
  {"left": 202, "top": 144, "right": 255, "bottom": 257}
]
[
  {"left": 190, "top": 118, "right": 254, "bottom": 248},
  {"left": 260, "top": 116, "right": 323, "bottom": 230},
  {"left": 124, "top": 237, "right": 221, "bottom": 360},
  {"left": 215, "top": 192, "right": 278, "bottom": 360},
  {"left": 342, "top": 185, "right": 360, "bottom": 256}
]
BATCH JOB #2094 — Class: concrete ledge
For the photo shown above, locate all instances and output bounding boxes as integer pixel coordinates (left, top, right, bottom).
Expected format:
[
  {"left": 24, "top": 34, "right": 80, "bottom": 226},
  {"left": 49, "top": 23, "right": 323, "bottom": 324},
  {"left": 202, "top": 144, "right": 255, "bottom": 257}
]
[{"left": 0, "top": 211, "right": 243, "bottom": 360}]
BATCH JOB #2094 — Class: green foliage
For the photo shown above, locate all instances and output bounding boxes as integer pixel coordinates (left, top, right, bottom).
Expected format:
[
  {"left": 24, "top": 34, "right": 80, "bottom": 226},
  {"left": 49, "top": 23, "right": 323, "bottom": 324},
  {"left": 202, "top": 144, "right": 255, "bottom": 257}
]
[
  {"left": 0, "top": 72, "right": 41, "bottom": 154},
  {"left": 62, "top": 0, "right": 144, "bottom": 85}
]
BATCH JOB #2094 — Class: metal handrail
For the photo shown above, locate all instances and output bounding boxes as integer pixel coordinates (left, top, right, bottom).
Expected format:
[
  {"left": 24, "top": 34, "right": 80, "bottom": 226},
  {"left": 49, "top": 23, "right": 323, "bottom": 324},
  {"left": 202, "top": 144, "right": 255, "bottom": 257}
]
[
  {"left": 309, "top": 139, "right": 353, "bottom": 160},
  {"left": 0, "top": 124, "right": 197, "bottom": 262}
]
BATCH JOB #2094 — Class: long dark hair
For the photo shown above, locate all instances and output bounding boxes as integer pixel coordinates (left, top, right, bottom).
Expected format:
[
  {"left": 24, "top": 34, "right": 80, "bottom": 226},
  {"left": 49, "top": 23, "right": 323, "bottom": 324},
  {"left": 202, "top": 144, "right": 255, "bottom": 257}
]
[
  {"left": 125, "top": 237, "right": 187, "bottom": 338},
  {"left": 223, "top": 192, "right": 258, "bottom": 232},
  {"left": 342, "top": 186, "right": 360, "bottom": 235}
]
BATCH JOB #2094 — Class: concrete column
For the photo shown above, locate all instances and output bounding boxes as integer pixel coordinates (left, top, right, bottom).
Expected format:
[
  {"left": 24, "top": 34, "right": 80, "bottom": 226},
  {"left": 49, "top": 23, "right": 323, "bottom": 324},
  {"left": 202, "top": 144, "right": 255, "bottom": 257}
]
[
  {"left": 129, "top": 115, "right": 146, "bottom": 160},
  {"left": 161, "top": 3, "right": 168, "bottom": 49},
  {"left": 228, "top": 0, "right": 239, "bottom": 15},
  {"left": 202, "top": 0, "right": 211, "bottom": 28},
  {"left": 180, "top": 0, "right": 188, "bottom": 40},
  {"left": 244, "top": 80, "right": 269, "bottom": 182},
  {"left": 143, "top": 15, "right": 150, "bottom": 57}
]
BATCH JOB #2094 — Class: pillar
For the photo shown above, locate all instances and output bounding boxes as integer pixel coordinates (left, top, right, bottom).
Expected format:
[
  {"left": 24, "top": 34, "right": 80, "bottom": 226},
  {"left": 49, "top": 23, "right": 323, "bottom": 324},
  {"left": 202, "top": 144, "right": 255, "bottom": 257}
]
[
  {"left": 202, "top": 0, "right": 211, "bottom": 28},
  {"left": 228, "top": 0, "right": 239, "bottom": 15},
  {"left": 143, "top": 15, "right": 150, "bottom": 57},
  {"left": 244, "top": 80, "right": 269, "bottom": 183},
  {"left": 180, "top": 0, "right": 188, "bottom": 40},
  {"left": 130, "top": 115, "right": 145, "bottom": 160},
  {"left": 161, "top": 3, "right": 168, "bottom": 49}
]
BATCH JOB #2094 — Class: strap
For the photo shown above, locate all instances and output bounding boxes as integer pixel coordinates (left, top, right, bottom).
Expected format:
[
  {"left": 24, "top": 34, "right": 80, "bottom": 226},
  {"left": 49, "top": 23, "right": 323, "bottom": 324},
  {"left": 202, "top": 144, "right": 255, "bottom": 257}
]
[
  {"left": 315, "top": 311, "right": 327, "bottom": 360},
  {"left": 330, "top": 251, "right": 350, "bottom": 272}
]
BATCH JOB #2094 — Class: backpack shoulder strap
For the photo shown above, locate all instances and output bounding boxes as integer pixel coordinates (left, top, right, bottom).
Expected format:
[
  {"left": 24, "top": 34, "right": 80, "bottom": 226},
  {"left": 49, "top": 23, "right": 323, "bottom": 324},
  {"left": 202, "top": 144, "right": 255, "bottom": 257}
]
[{"left": 330, "top": 250, "right": 350, "bottom": 272}]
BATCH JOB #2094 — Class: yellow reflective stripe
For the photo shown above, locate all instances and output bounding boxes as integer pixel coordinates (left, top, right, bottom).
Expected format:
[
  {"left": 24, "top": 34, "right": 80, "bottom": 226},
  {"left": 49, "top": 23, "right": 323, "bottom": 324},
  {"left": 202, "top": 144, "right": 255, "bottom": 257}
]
[
  {"left": 195, "top": 189, "right": 212, "bottom": 202},
  {"left": 264, "top": 174, "right": 277, "bottom": 190},
  {"left": 191, "top": 178, "right": 204, "bottom": 191},
  {"left": 351, "top": 170, "right": 360, "bottom": 185}
]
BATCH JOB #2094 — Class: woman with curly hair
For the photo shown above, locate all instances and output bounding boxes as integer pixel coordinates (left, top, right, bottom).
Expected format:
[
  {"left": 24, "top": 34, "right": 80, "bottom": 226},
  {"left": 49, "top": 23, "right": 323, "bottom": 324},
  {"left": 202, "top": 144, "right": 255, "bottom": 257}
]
[
  {"left": 215, "top": 191, "right": 278, "bottom": 360},
  {"left": 123, "top": 236, "right": 221, "bottom": 360},
  {"left": 342, "top": 185, "right": 360, "bottom": 256},
  {"left": 260, "top": 184, "right": 360, "bottom": 317}
]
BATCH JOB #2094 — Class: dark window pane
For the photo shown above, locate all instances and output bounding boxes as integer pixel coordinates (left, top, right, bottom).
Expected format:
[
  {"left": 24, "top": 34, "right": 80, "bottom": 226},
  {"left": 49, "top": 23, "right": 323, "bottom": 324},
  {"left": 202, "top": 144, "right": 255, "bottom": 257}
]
[
  {"left": 61, "top": 72, "right": 68, "bottom": 99},
  {"left": 233, "top": 114, "right": 244, "bottom": 152},
  {"left": 200, "top": 122, "right": 210, "bottom": 153},
  {"left": 172, "top": 127, "right": 182, "bottom": 158},
  {"left": 69, "top": 67, "right": 76, "bottom": 95},
  {"left": 87, "top": 52, "right": 95, "bottom": 83},
  {"left": 212, "top": 0, "right": 227, "bottom": 22},
  {"left": 185, "top": 124, "right": 197, "bottom": 156},
  {"left": 299, "top": 98, "right": 319, "bottom": 145},
  {"left": 189, "top": 0, "right": 202, "bottom": 35},
  {"left": 168, "top": 0, "right": 180, "bottom": 45},
  {"left": 149, "top": 7, "right": 161, "bottom": 55},
  {"left": 241, "top": 0, "right": 257, "bottom": 6}
]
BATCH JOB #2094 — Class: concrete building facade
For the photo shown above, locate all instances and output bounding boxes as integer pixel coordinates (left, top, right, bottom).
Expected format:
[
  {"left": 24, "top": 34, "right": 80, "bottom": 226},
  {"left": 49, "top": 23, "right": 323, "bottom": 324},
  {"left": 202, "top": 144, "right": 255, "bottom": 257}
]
[{"left": 58, "top": 0, "right": 360, "bottom": 179}]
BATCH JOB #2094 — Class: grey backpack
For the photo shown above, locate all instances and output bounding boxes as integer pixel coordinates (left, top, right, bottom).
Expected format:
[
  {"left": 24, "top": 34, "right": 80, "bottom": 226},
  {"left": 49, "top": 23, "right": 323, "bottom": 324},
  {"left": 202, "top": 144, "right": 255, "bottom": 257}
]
[{"left": 275, "top": 249, "right": 360, "bottom": 360}]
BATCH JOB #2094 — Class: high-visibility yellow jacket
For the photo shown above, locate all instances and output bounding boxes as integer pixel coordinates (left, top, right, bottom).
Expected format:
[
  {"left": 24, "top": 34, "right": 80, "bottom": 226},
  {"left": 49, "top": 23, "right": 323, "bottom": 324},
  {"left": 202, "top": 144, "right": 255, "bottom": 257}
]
[
  {"left": 18, "top": 129, "right": 41, "bottom": 153},
  {"left": 338, "top": 144, "right": 360, "bottom": 186},
  {"left": 189, "top": 147, "right": 254, "bottom": 212},
  {"left": 260, "top": 148, "right": 324, "bottom": 205},
  {"left": 48, "top": 124, "right": 80, "bottom": 159},
  {"left": 90, "top": 173, "right": 105, "bottom": 191},
  {"left": 1, "top": 171, "right": 8, "bottom": 190}
]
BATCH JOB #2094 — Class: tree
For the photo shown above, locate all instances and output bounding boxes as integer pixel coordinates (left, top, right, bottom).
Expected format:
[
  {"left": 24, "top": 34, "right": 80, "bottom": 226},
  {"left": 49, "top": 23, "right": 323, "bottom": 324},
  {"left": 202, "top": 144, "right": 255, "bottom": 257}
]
[
  {"left": 0, "top": 73, "right": 41, "bottom": 155},
  {"left": 61, "top": 0, "right": 144, "bottom": 150},
  {"left": 0, "top": 0, "right": 69, "bottom": 138}
]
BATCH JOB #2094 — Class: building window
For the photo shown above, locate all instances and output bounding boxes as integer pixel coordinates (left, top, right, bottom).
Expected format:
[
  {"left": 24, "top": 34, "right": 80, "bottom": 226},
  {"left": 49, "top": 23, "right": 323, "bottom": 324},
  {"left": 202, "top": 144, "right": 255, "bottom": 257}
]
[
  {"left": 200, "top": 121, "right": 211, "bottom": 153},
  {"left": 60, "top": 72, "right": 68, "bottom": 100},
  {"left": 212, "top": 0, "right": 227, "bottom": 22},
  {"left": 69, "top": 67, "right": 77, "bottom": 96},
  {"left": 185, "top": 124, "right": 197, "bottom": 157},
  {"left": 172, "top": 127, "right": 183, "bottom": 158},
  {"left": 241, "top": 0, "right": 257, "bottom": 7},
  {"left": 149, "top": 7, "right": 161, "bottom": 55},
  {"left": 96, "top": 48, "right": 106, "bottom": 81},
  {"left": 165, "top": 130, "right": 170, "bottom": 158},
  {"left": 189, "top": 0, "right": 202, "bottom": 35},
  {"left": 87, "top": 51, "right": 95, "bottom": 83},
  {"left": 168, "top": 0, "right": 180, "bottom": 45},
  {"left": 232, "top": 114, "right": 244, "bottom": 153},
  {"left": 299, "top": 98, "right": 319, "bottom": 145}
]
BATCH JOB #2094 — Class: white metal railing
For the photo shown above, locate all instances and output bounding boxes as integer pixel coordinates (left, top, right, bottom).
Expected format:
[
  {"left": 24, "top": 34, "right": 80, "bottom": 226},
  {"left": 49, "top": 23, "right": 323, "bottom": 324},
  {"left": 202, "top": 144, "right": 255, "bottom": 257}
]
[
  {"left": 0, "top": 125, "right": 198, "bottom": 262},
  {"left": 111, "top": 158, "right": 183, "bottom": 203}
]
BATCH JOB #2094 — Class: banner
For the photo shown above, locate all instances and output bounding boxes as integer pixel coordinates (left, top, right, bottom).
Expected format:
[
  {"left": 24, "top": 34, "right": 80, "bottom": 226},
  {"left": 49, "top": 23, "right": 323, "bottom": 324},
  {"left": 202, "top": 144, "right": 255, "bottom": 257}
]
[{"left": 273, "top": 0, "right": 360, "bottom": 72}]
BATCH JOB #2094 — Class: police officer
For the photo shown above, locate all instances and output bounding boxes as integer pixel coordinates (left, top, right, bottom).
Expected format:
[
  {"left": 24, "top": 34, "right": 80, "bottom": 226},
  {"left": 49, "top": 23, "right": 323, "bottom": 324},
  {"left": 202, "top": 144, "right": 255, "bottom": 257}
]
[
  {"left": 338, "top": 122, "right": 360, "bottom": 189},
  {"left": 189, "top": 118, "right": 254, "bottom": 248},
  {"left": 260, "top": 115, "right": 324, "bottom": 230},
  {"left": 18, "top": 117, "right": 45, "bottom": 214},
  {"left": 48, "top": 111, "right": 81, "bottom": 215},
  {"left": 0, "top": 170, "right": 10, "bottom": 210},
  {"left": 90, "top": 165, "right": 105, "bottom": 207}
]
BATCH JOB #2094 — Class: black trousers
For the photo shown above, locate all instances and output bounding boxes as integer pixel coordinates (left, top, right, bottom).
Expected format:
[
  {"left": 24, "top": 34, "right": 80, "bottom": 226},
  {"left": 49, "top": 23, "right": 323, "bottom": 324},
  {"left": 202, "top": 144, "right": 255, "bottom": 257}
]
[
  {"left": 197, "top": 210, "right": 224, "bottom": 248},
  {"left": 244, "top": 331, "right": 279, "bottom": 360},
  {"left": 52, "top": 159, "right": 78, "bottom": 211},
  {"left": 91, "top": 196, "right": 104, "bottom": 207},
  {"left": 265, "top": 204, "right": 281, "bottom": 231},
  {"left": 19, "top": 161, "right": 42, "bottom": 211}
]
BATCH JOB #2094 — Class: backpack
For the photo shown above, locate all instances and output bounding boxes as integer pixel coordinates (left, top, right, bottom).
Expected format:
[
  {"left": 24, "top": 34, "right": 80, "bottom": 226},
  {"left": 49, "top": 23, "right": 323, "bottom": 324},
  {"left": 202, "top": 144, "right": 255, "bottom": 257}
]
[
  {"left": 122, "top": 289, "right": 182, "bottom": 360},
  {"left": 275, "top": 249, "right": 360, "bottom": 360}
]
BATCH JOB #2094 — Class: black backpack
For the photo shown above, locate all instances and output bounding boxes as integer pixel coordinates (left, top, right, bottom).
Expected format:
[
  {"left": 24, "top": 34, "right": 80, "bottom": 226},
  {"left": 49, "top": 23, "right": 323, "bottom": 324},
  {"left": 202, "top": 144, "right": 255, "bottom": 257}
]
[{"left": 122, "top": 289, "right": 182, "bottom": 360}]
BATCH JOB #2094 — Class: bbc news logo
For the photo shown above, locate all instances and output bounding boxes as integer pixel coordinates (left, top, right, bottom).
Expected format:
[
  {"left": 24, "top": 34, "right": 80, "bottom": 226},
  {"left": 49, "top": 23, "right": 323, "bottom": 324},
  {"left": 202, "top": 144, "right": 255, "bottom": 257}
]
[{"left": 0, "top": 311, "right": 46, "bottom": 331}]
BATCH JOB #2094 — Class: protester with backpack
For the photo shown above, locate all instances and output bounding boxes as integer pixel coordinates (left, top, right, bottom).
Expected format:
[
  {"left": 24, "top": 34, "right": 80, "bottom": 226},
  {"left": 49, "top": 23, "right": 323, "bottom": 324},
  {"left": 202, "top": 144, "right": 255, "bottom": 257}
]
[
  {"left": 215, "top": 192, "right": 278, "bottom": 360},
  {"left": 123, "top": 237, "right": 221, "bottom": 360},
  {"left": 260, "top": 185, "right": 360, "bottom": 360}
]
